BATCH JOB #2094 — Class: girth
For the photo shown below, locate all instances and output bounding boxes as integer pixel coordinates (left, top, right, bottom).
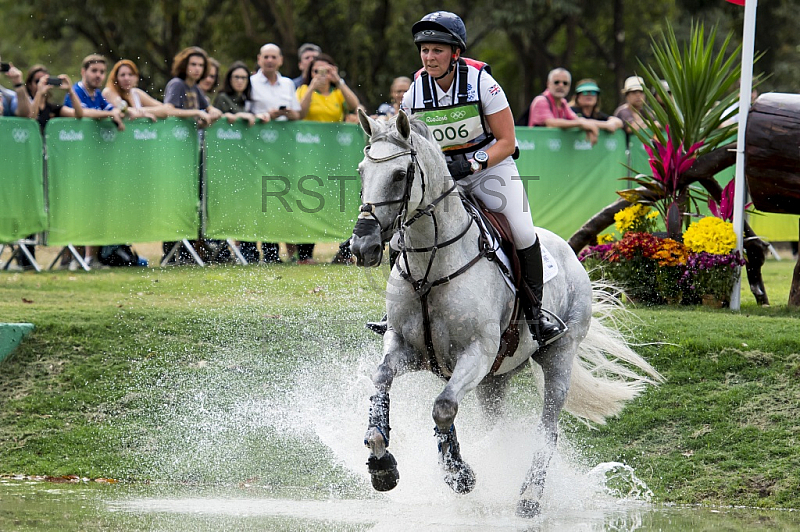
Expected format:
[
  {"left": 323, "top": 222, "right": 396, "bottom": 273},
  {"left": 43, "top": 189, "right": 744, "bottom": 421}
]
[{"left": 399, "top": 195, "right": 523, "bottom": 379}]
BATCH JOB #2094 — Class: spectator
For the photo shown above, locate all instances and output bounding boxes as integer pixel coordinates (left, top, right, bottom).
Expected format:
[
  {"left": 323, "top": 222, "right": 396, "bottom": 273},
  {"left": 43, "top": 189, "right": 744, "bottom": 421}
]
[
  {"left": 102, "top": 60, "right": 169, "bottom": 120},
  {"left": 198, "top": 57, "right": 220, "bottom": 97},
  {"left": 295, "top": 53, "right": 361, "bottom": 264},
  {"left": 64, "top": 54, "right": 128, "bottom": 269},
  {"left": 569, "top": 79, "right": 624, "bottom": 132},
  {"left": 250, "top": 43, "right": 303, "bottom": 263},
  {"left": 163, "top": 47, "right": 222, "bottom": 127},
  {"left": 297, "top": 53, "right": 361, "bottom": 123},
  {"left": 214, "top": 61, "right": 267, "bottom": 264},
  {"left": 0, "top": 56, "right": 31, "bottom": 118},
  {"left": 293, "top": 43, "right": 321, "bottom": 89},
  {"left": 373, "top": 76, "right": 411, "bottom": 120},
  {"left": 213, "top": 61, "right": 266, "bottom": 126},
  {"left": 527, "top": 67, "right": 599, "bottom": 145},
  {"left": 250, "top": 43, "right": 302, "bottom": 121},
  {"left": 162, "top": 46, "right": 224, "bottom": 264},
  {"left": 24, "top": 65, "right": 48, "bottom": 104},
  {"left": 30, "top": 71, "right": 84, "bottom": 128},
  {"left": 653, "top": 79, "right": 672, "bottom": 107},
  {"left": 613, "top": 76, "right": 651, "bottom": 134}
]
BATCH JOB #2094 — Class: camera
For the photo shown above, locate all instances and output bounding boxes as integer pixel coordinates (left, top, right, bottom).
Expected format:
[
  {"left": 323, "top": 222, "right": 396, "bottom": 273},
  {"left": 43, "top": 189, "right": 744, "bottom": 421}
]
[
  {"left": 0, "top": 62, "right": 11, "bottom": 73},
  {"left": 47, "top": 77, "right": 63, "bottom": 86},
  {"left": 279, "top": 105, "right": 287, "bottom": 110}
]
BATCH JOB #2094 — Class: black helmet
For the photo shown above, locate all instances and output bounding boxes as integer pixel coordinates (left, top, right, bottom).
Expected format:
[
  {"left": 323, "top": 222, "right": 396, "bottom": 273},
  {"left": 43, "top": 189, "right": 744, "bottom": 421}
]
[{"left": 412, "top": 11, "right": 467, "bottom": 52}]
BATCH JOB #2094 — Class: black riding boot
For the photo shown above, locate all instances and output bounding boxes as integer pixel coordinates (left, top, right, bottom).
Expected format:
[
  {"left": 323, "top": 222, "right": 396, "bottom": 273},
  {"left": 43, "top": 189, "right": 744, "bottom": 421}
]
[
  {"left": 366, "top": 249, "right": 399, "bottom": 335},
  {"left": 517, "top": 239, "right": 567, "bottom": 347}
]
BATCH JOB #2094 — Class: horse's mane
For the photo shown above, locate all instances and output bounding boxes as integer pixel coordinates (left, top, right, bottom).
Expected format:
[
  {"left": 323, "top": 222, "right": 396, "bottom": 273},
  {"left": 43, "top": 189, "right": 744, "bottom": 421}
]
[
  {"left": 369, "top": 114, "right": 436, "bottom": 148},
  {"left": 408, "top": 116, "right": 435, "bottom": 143}
]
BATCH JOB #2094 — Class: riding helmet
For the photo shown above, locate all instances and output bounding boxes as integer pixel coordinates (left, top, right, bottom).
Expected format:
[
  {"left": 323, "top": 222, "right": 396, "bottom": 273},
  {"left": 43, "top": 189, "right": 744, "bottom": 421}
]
[{"left": 412, "top": 11, "right": 467, "bottom": 52}]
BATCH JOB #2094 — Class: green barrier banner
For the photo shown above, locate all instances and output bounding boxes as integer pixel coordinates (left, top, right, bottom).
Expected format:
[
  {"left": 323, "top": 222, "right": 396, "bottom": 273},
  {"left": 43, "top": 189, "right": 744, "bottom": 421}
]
[
  {"left": 205, "top": 121, "right": 364, "bottom": 242},
  {"left": 515, "top": 128, "right": 628, "bottom": 238},
  {"left": 749, "top": 212, "right": 800, "bottom": 242},
  {"left": 46, "top": 118, "right": 199, "bottom": 246},
  {"left": 0, "top": 118, "right": 46, "bottom": 242}
]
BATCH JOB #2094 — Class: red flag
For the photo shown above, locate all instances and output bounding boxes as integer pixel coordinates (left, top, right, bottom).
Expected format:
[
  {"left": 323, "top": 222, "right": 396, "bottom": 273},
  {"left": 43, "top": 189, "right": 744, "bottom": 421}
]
[{"left": 726, "top": 0, "right": 745, "bottom": 5}]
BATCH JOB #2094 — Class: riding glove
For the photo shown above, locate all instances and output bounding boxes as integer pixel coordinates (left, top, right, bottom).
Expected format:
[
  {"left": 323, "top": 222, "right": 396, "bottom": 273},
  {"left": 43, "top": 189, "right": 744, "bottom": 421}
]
[{"left": 447, "top": 158, "right": 472, "bottom": 180}]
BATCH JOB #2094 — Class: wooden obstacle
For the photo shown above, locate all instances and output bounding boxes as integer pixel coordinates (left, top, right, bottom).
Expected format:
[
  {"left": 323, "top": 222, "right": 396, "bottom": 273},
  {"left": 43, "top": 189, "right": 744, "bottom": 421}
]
[{"left": 745, "top": 93, "right": 800, "bottom": 307}]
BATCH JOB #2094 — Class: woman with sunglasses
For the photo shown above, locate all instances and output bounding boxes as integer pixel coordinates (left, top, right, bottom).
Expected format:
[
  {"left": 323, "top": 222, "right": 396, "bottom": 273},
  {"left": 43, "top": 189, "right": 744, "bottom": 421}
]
[
  {"left": 213, "top": 61, "right": 269, "bottom": 126},
  {"left": 569, "top": 79, "right": 623, "bottom": 132}
]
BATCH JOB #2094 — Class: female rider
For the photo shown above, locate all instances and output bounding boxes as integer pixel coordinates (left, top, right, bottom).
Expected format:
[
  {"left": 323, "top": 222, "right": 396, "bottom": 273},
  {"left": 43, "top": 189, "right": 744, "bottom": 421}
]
[{"left": 398, "top": 11, "right": 564, "bottom": 346}]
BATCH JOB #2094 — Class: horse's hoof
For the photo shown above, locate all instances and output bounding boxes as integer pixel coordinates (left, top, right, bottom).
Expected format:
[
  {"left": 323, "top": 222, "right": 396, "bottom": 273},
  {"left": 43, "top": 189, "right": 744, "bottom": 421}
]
[
  {"left": 367, "top": 451, "right": 399, "bottom": 491},
  {"left": 516, "top": 499, "right": 541, "bottom": 518},
  {"left": 444, "top": 461, "right": 476, "bottom": 494}
]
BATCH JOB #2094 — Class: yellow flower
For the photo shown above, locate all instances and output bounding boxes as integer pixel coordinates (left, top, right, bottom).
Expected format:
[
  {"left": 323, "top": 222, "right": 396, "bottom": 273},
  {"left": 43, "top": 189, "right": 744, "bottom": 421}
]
[
  {"left": 647, "top": 210, "right": 660, "bottom": 220},
  {"left": 614, "top": 204, "right": 653, "bottom": 234},
  {"left": 683, "top": 217, "right": 737, "bottom": 254},
  {"left": 597, "top": 233, "right": 615, "bottom": 244}
]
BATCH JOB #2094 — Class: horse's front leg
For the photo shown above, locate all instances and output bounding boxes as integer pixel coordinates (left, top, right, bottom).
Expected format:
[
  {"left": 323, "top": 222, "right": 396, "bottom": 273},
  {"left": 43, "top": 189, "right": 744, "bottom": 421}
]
[
  {"left": 365, "top": 330, "right": 417, "bottom": 491},
  {"left": 517, "top": 344, "right": 573, "bottom": 517},
  {"left": 433, "top": 336, "right": 497, "bottom": 494}
]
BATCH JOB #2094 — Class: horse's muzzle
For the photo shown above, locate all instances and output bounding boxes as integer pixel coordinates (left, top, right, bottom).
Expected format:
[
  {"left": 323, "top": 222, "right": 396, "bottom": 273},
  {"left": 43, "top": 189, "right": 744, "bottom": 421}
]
[
  {"left": 350, "top": 218, "right": 385, "bottom": 267},
  {"left": 350, "top": 233, "right": 384, "bottom": 267}
]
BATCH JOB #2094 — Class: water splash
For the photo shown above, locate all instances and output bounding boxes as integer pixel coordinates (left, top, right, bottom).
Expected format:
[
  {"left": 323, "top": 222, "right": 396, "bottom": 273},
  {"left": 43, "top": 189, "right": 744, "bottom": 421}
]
[{"left": 109, "top": 287, "right": 657, "bottom": 527}]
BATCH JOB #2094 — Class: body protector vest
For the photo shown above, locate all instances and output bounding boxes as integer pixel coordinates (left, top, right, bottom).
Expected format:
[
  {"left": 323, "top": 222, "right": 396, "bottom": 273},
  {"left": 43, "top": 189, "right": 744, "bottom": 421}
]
[{"left": 410, "top": 58, "right": 494, "bottom": 157}]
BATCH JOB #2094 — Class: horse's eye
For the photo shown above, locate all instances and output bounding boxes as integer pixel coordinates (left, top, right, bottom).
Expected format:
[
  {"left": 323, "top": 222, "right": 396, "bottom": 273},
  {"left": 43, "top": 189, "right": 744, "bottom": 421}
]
[{"left": 393, "top": 170, "right": 406, "bottom": 182}]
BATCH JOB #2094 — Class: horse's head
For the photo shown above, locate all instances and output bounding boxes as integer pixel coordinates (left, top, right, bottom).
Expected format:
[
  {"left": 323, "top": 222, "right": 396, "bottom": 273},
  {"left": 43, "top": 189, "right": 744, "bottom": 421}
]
[{"left": 350, "top": 109, "right": 430, "bottom": 267}]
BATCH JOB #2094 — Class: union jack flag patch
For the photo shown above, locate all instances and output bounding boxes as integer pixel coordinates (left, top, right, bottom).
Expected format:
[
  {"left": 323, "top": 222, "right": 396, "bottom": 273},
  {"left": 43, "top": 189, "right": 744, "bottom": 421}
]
[{"left": 489, "top": 84, "right": 501, "bottom": 96}]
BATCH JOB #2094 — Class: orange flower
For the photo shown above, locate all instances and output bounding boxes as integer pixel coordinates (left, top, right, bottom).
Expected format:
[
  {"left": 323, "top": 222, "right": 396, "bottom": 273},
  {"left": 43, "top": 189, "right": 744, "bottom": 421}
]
[{"left": 652, "top": 238, "right": 689, "bottom": 267}]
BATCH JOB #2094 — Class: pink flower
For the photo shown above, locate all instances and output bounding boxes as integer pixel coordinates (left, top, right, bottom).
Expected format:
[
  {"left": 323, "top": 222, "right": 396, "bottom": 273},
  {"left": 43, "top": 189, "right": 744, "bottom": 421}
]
[
  {"left": 708, "top": 178, "right": 752, "bottom": 222},
  {"left": 644, "top": 126, "right": 703, "bottom": 196}
]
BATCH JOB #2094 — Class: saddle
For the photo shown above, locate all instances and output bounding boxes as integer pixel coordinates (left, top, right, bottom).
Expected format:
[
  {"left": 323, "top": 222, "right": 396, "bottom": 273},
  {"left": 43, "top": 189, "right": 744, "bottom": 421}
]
[{"left": 462, "top": 196, "right": 526, "bottom": 373}]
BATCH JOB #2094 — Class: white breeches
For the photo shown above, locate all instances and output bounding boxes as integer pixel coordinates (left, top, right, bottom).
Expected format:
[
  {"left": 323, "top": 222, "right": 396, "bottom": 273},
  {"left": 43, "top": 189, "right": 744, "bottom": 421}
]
[{"left": 458, "top": 157, "right": 538, "bottom": 249}]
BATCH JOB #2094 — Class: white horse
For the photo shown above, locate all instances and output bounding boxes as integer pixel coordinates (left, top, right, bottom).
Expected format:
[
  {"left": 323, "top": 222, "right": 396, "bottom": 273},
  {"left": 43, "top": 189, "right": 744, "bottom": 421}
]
[{"left": 350, "top": 109, "right": 662, "bottom": 517}]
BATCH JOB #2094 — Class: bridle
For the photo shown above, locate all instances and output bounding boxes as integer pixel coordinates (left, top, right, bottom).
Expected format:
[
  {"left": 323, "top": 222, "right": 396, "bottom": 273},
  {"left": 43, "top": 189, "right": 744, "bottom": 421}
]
[{"left": 356, "top": 130, "right": 493, "bottom": 378}]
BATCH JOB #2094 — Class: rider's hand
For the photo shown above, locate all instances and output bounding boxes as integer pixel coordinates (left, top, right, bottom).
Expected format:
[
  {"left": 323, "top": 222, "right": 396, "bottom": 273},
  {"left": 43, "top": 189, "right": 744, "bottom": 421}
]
[{"left": 447, "top": 159, "right": 472, "bottom": 180}]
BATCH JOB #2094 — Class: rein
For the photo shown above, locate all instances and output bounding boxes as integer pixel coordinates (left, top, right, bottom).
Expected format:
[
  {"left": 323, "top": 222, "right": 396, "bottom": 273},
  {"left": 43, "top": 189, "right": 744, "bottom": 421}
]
[{"left": 360, "top": 131, "right": 493, "bottom": 378}]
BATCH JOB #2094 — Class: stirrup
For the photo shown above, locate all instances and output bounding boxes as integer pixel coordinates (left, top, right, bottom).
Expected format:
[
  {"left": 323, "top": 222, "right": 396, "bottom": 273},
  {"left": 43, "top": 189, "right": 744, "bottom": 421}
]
[
  {"left": 531, "top": 310, "right": 568, "bottom": 347},
  {"left": 366, "top": 315, "right": 388, "bottom": 335}
]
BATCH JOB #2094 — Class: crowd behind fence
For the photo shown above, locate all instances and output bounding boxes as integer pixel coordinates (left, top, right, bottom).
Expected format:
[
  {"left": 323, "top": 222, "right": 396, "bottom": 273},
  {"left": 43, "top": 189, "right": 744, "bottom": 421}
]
[{"left": 0, "top": 117, "right": 795, "bottom": 270}]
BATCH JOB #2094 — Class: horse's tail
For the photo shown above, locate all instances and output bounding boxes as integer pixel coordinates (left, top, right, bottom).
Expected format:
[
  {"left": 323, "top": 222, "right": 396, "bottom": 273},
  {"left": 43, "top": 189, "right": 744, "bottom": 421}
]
[{"left": 561, "top": 282, "right": 663, "bottom": 425}]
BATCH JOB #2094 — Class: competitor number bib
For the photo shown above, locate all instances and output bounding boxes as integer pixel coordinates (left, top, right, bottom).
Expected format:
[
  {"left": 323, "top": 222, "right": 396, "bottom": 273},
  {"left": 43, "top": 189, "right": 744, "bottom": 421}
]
[{"left": 414, "top": 103, "right": 486, "bottom": 153}]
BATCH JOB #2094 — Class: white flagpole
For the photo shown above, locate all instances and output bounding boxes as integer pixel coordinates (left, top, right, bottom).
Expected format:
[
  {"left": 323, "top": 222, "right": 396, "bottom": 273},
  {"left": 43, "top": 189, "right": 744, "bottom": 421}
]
[{"left": 730, "top": 0, "right": 758, "bottom": 311}]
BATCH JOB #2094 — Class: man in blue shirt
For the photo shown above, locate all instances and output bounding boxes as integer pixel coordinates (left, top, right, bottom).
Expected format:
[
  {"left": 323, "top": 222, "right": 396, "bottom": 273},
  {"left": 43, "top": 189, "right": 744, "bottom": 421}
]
[
  {"left": 63, "top": 54, "right": 124, "bottom": 270},
  {"left": 64, "top": 54, "right": 122, "bottom": 117}
]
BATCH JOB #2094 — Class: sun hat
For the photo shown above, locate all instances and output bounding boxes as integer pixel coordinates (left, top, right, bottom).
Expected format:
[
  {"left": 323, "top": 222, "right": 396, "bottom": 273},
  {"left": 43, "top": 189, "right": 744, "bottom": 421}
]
[{"left": 623, "top": 76, "right": 645, "bottom": 93}]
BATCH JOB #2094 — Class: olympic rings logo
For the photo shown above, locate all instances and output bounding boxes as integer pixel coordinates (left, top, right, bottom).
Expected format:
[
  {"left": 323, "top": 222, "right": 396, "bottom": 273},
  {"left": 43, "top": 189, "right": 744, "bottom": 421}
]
[
  {"left": 450, "top": 110, "right": 467, "bottom": 120},
  {"left": 12, "top": 129, "right": 29, "bottom": 143}
]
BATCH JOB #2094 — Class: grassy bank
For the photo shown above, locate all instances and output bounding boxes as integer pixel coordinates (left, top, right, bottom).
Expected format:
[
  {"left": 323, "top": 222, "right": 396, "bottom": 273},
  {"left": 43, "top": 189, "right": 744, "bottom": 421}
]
[{"left": 0, "top": 259, "right": 798, "bottom": 508}]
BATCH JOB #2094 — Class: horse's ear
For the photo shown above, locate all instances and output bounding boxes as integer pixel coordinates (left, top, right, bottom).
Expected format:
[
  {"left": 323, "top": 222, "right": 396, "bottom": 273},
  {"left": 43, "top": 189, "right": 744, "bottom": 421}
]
[
  {"left": 358, "top": 108, "right": 374, "bottom": 138},
  {"left": 396, "top": 110, "right": 411, "bottom": 140}
]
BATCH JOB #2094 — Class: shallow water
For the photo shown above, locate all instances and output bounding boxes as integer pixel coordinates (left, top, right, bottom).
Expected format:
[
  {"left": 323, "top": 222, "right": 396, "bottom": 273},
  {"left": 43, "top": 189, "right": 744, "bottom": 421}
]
[
  {"left": 4, "top": 306, "right": 797, "bottom": 530},
  {"left": 2, "top": 479, "right": 799, "bottom": 531}
]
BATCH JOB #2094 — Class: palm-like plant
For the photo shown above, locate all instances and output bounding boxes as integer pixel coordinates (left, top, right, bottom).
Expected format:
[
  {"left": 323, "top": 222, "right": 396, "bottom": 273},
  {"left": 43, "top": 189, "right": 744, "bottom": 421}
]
[{"left": 620, "top": 21, "right": 749, "bottom": 237}]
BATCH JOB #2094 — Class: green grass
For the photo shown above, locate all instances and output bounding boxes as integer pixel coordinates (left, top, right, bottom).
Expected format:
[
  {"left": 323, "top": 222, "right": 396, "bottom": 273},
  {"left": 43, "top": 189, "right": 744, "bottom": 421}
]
[{"left": 0, "top": 259, "right": 798, "bottom": 508}]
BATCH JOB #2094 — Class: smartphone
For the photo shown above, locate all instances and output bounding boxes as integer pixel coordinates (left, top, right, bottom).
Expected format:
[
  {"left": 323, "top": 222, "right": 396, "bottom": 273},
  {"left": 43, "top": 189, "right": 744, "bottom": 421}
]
[
  {"left": 47, "top": 76, "right": 63, "bottom": 86},
  {"left": 0, "top": 62, "right": 10, "bottom": 73}
]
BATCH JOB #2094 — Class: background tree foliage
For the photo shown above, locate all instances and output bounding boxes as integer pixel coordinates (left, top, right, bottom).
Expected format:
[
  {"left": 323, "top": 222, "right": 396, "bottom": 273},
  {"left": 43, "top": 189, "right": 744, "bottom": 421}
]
[{"left": 1, "top": 0, "right": 797, "bottom": 116}]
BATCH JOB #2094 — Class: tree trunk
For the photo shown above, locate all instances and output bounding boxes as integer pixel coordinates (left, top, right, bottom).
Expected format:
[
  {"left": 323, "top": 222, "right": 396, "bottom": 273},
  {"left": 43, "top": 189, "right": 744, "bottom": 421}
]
[
  {"left": 790, "top": 219, "right": 800, "bottom": 308},
  {"left": 612, "top": 0, "right": 625, "bottom": 95},
  {"left": 745, "top": 93, "right": 800, "bottom": 215}
]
